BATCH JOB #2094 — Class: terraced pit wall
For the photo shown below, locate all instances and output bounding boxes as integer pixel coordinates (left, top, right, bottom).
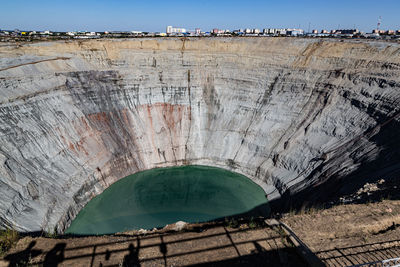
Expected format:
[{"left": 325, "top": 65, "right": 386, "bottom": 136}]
[{"left": 0, "top": 38, "right": 399, "bottom": 233}]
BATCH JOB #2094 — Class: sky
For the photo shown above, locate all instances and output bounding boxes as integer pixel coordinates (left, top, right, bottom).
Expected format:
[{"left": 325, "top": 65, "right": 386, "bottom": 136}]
[{"left": 1, "top": 0, "right": 399, "bottom": 33}]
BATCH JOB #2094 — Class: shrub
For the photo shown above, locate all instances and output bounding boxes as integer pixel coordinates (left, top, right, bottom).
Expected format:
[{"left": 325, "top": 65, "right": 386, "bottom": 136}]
[
  {"left": 248, "top": 217, "right": 257, "bottom": 229},
  {"left": 45, "top": 227, "right": 58, "bottom": 238},
  {"left": 225, "top": 218, "right": 239, "bottom": 228},
  {"left": 0, "top": 228, "right": 19, "bottom": 256}
]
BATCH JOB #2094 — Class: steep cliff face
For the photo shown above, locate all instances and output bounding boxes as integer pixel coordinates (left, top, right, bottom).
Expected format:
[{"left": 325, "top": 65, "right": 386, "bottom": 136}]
[{"left": 0, "top": 38, "right": 399, "bottom": 233}]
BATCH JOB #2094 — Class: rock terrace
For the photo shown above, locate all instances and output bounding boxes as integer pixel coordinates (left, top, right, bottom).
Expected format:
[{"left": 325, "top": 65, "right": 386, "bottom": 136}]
[{"left": 0, "top": 37, "right": 399, "bottom": 233}]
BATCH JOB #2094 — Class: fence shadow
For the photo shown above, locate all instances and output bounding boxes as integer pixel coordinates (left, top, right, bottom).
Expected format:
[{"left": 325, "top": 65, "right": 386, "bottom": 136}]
[
  {"left": 188, "top": 246, "right": 302, "bottom": 267},
  {"left": 3, "top": 224, "right": 307, "bottom": 267},
  {"left": 315, "top": 238, "right": 400, "bottom": 266},
  {"left": 3, "top": 241, "right": 42, "bottom": 267}
]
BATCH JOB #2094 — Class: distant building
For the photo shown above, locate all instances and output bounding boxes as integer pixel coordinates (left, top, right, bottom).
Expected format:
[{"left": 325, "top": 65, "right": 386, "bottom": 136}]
[
  {"left": 262, "top": 28, "right": 292, "bottom": 35},
  {"left": 312, "top": 29, "right": 318, "bottom": 34},
  {"left": 263, "top": 28, "right": 276, "bottom": 34},
  {"left": 131, "top": 31, "right": 143, "bottom": 35},
  {"left": 195, "top": 28, "right": 201, "bottom": 35},
  {"left": 253, "top": 29, "right": 260, "bottom": 34},
  {"left": 286, "top": 28, "right": 304, "bottom": 36},
  {"left": 212, "top": 29, "right": 226, "bottom": 34},
  {"left": 363, "top": 32, "right": 380, "bottom": 38},
  {"left": 373, "top": 29, "right": 385, "bottom": 34},
  {"left": 338, "top": 29, "right": 359, "bottom": 35},
  {"left": 276, "top": 29, "right": 286, "bottom": 35},
  {"left": 321, "top": 29, "right": 329, "bottom": 34},
  {"left": 166, "top": 26, "right": 186, "bottom": 34}
]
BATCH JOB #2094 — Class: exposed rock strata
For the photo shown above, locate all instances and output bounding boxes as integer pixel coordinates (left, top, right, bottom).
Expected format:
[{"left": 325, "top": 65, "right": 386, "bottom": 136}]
[{"left": 0, "top": 38, "right": 399, "bottom": 232}]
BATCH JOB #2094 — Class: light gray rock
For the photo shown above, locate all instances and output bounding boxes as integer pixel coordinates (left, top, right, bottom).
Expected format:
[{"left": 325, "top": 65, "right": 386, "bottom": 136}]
[{"left": 0, "top": 38, "right": 399, "bottom": 233}]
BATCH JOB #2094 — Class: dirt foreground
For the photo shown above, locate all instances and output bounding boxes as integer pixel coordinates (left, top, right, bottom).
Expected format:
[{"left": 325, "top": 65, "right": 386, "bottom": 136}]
[
  {"left": 2, "top": 200, "right": 400, "bottom": 266},
  {"left": 281, "top": 199, "right": 400, "bottom": 266},
  {"left": 0, "top": 223, "right": 304, "bottom": 267}
]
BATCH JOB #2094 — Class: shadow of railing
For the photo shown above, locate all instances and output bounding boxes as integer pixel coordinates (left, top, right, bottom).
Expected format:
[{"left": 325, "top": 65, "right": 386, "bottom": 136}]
[
  {"left": 3, "top": 224, "right": 307, "bottom": 267},
  {"left": 185, "top": 247, "right": 303, "bottom": 267},
  {"left": 315, "top": 239, "right": 400, "bottom": 266}
]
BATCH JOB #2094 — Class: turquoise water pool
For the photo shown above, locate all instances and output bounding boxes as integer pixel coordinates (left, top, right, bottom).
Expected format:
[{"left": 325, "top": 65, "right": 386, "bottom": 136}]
[{"left": 65, "top": 165, "right": 269, "bottom": 235}]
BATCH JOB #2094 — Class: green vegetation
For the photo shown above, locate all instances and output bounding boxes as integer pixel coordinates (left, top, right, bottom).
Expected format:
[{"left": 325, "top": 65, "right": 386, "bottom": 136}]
[
  {"left": 248, "top": 217, "right": 257, "bottom": 229},
  {"left": 45, "top": 227, "right": 58, "bottom": 239},
  {"left": 275, "top": 226, "right": 293, "bottom": 248},
  {"left": 225, "top": 218, "right": 239, "bottom": 228},
  {"left": 0, "top": 228, "right": 19, "bottom": 256}
]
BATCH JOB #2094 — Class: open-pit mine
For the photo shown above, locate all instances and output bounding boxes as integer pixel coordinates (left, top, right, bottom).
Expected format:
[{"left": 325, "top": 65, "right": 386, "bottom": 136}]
[{"left": 0, "top": 37, "right": 399, "bottom": 235}]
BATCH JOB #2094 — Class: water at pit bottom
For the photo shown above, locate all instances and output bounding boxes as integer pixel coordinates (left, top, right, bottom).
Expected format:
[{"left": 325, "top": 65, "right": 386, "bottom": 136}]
[{"left": 65, "top": 165, "right": 269, "bottom": 235}]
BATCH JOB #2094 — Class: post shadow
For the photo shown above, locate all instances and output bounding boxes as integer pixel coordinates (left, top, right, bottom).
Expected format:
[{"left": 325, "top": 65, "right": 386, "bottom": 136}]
[
  {"left": 122, "top": 239, "right": 141, "bottom": 267},
  {"left": 4, "top": 241, "right": 42, "bottom": 267},
  {"left": 43, "top": 243, "right": 66, "bottom": 267},
  {"left": 105, "top": 248, "right": 111, "bottom": 260},
  {"left": 251, "top": 241, "right": 267, "bottom": 254},
  {"left": 159, "top": 235, "right": 167, "bottom": 267}
]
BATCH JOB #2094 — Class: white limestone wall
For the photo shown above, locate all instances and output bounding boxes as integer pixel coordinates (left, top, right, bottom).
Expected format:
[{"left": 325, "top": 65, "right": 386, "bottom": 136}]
[{"left": 0, "top": 38, "right": 399, "bottom": 232}]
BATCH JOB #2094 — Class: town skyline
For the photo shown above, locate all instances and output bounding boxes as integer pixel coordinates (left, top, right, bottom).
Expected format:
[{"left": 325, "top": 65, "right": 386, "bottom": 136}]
[
  {"left": 2, "top": 26, "right": 399, "bottom": 41},
  {"left": 1, "top": 0, "right": 400, "bottom": 33}
]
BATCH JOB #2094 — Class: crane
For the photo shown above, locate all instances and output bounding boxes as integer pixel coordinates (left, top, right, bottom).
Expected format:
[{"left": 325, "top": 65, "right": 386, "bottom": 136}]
[{"left": 377, "top": 16, "right": 382, "bottom": 31}]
